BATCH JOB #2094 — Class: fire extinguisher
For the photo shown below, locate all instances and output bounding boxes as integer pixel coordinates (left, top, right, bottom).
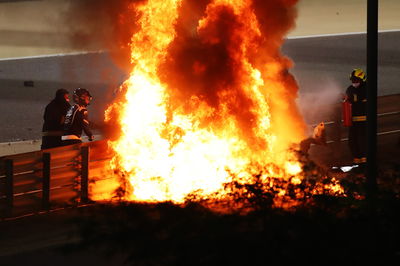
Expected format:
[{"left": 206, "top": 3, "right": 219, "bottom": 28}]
[{"left": 342, "top": 100, "right": 352, "bottom": 127}]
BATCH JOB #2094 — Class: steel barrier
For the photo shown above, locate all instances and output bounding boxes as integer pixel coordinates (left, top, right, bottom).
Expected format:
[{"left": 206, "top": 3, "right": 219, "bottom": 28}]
[{"left": 0, "top": 140, "right": 112, "bottom": 218}]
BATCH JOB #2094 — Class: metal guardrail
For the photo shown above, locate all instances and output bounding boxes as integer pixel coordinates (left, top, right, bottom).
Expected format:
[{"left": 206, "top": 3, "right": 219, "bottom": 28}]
[
  {"left": 306, "top": 96, "right": 400, "bottom": 166},
  {"left": 308, "top": 94, "right": 400, "bottom": 144},
  {"left": 313, "top": 110, "right": 400, "bottom": 145},
  {"left": 0, "top": 140, "right": 111, "bottom": 219}
]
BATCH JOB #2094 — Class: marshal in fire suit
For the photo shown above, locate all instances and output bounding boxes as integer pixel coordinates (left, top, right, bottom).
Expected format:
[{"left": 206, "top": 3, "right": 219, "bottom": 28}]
[
  {"left": 41, "top": 89, "right": 71, "bottom": 149},
  {"left": 62, "top": 88, "right": 94, "bottom": 145},
  {"left": 345, "top": 68, "right": 367, "bottom": 165}
]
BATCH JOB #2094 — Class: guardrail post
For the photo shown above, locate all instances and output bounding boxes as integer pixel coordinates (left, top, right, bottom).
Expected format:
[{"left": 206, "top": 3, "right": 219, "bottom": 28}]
[
  {"left": 42, "top": 152, "right": 51, "bottom": 210},
  {"left": 366, "top": 0, "right": 378, "bottom": 199},
  {"left": 80, "top": 146, "right": 89, "bottom": 203},
  {"left": 5, "top": 159, "right": 13, "bottom": 216}
]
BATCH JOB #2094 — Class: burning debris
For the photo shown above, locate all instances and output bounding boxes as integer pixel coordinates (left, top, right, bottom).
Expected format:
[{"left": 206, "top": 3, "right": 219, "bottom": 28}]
[{"left": 86, "top": 0, "right": 345, "bottom": 209}]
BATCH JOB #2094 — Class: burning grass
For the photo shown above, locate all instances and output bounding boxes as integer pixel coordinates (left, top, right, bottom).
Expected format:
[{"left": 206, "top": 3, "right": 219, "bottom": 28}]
[{"left": 92, "top": 149, "right": 350, "bottom": 212}]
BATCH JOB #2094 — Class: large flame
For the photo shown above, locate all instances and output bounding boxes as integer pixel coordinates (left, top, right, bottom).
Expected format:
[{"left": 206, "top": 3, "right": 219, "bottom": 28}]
[{"left": 99, "top": 0, "right": 342, "bottom": 206}]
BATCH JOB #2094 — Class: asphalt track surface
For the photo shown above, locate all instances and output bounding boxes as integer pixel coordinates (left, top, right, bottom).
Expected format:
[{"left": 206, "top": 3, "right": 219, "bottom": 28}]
[
  {"left": 0, "top": 31, "right": 399, "bottom": 142},
  {"left": 284, "top": 31, "right": 400, "bottom": 103},
  {"left": 0, "top": 31, "right": 399, "bottom": 143},
  {"left": 0, "top": 33, "right": 399, "bottom": 266}
]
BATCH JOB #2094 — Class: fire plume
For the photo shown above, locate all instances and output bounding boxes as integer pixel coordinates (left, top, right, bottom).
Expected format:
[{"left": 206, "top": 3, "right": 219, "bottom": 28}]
[{"left": 100, "top": 0, "right": 343, "bottom": 207}]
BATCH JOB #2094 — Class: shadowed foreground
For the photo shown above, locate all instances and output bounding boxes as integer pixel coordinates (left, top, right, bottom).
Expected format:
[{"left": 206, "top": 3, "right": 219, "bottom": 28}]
[
  {"left": 0, "top": 151, "right": 399, "bottom": 266},
  {"left": 70, "top": 188, "right": 400, "bottom": 266},
  {"left": 27, "top": 175, "right": 400, "bottom": 264}
]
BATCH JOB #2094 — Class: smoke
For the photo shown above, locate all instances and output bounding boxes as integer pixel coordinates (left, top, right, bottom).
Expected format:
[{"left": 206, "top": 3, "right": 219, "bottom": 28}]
[
  {"left": 63, "top": 0, "right": 306, "bottom": 146},
  {"left": 159, "top": 2, "right": 258, "bottom": 127},
  {"left": 251, "top": 0, "right": 305, "bottom": 145},
  {"left": 297, "top": 79, "right": 343, "bottom": 135},
  {"left": 62, "top": 0, "right": 143, "bottom": 71},
  {"left": 158, "top": 0, "right": 304, "bottom": 145}
]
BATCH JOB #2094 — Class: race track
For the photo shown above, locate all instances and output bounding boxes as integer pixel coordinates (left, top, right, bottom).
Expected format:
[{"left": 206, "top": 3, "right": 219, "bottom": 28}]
[{"left": 0, "top": 32, "right": 399, "bottom": 142}]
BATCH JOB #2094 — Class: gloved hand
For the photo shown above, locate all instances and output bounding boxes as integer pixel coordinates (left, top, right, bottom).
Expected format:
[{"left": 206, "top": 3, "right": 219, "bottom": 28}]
[{"left": 88, "top": 135, "right": 94, "bottom": 141}]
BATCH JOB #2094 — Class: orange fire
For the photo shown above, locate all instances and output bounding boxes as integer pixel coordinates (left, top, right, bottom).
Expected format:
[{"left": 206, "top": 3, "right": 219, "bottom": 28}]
[{"left": 99, "top": 0, "right": 344, "bottom": 207}]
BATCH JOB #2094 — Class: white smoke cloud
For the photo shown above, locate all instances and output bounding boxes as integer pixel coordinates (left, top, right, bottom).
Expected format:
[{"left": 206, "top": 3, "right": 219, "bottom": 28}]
[{"left": 296, "top": 78, "right": 344, "bottom": 136}]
